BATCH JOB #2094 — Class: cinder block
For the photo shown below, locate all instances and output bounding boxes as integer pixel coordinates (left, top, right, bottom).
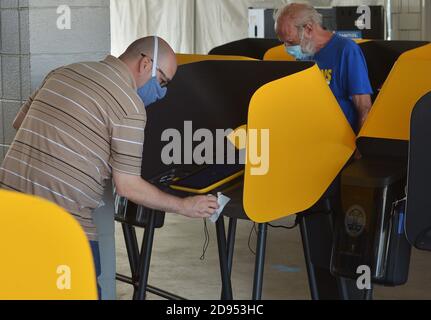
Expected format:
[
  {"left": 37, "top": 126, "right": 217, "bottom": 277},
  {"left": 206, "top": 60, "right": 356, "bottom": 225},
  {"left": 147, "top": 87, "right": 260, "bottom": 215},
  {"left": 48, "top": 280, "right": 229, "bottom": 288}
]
[
  {"left": 408, "top": 30, "right": 422, "bottom": 40},
  {"left": 399, "top": 13, "right": 421, "bottom": 30},
  {"left": 2, "top": 55, "right": 21, "bottom": 100},
  {"left": 0, "top": 55, "right": 3, "bottom": 98},
  {"left": 29, "top": 7, "right": 110, "bottom": 54},
  {"left": 391, "top": 13, "right": 400, "bottom": 39},
  {"left": 392, "top": 0, "right": 401, "bottom": 14},
  {"left": 408, "top": 0, "right": 422, "bottom": 13},
  {"left": 399, "top": 30, "right": 410, "bottom": 40},
  {"left": 20, "top": 8, "right": 30, "bottom": 54},
  {"left": 0, "top": 0, "right": 18, "bottom": 9},
  {"left": 0, "top": 101, "right": 4, "bottom": 145},
  {"left": 1, "top": 9, "right": 20, "bottom": 54},
  {"left": 28, "top": 0, "right": 109, "bottom": 8},
  {"left": 30, "top": 51, "right": 109, "bottom": 90},
  {"left": 0, "top": 147, "right": 4, "bottom": 164},
  {"left": 401, "top": 0, "right": 410, "bottom": 13},
  {"left": 3, "top": 100, "right": 21, "bottom": 144},
  {"left": 21, "top": 55, "right": 31, "bottom": 98},
  {"left": 19, "top": 0, "right": 29, "bottom": 7}
]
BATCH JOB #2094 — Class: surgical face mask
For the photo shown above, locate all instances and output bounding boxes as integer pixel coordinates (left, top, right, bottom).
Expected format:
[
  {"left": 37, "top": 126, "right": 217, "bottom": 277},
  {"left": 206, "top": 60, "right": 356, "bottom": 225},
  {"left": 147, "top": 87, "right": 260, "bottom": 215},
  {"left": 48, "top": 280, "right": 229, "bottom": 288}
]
[
  {"left": 137, "top": 37, "right": 168, "bottom": 107},
  {"left": 285, "top": 43, "right": 314, "bottom": 61},
  {"left": 285, "top": 44, "right": 308, "bottom": 60}
]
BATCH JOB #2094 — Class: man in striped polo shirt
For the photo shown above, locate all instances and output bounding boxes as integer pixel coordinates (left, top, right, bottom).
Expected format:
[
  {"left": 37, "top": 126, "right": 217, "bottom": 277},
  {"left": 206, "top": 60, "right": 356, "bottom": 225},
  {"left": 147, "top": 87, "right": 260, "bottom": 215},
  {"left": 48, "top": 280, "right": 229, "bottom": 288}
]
[{"left": 0, "top": 37, "right": 219, "bottom": 294}]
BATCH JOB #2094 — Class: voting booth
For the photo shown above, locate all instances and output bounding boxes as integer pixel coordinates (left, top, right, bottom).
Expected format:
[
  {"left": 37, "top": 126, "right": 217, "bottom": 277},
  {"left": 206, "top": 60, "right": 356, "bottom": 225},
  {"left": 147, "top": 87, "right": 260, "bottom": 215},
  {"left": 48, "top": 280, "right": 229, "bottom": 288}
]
[
  {"left": 205, "top": 39, "right": 431, "bottom": 297},
  {"left": 116, "top": 38, "right": 431, "bottom": 300},
  {"left": 406, "top": 92, "right": 431, "bottom": 251},
  {"left": 331, "top": 42, "right": 431, "bottom": 287},
  {"left": 115, "top": 54, "right": 326, "bottom": 300}
]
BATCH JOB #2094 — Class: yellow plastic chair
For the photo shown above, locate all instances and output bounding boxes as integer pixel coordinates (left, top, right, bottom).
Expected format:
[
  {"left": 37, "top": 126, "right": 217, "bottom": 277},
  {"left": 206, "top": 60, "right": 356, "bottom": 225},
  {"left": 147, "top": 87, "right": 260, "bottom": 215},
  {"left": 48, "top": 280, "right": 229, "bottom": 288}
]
[{"left": 0, "top": 190, "right": 98, "bottom": 300}]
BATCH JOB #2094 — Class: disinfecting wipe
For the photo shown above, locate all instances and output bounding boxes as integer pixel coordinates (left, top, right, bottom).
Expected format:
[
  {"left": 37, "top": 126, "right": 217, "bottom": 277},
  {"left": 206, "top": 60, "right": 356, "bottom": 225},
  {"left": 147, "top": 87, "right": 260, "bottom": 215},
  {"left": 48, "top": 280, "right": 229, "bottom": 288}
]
[{"left": 209, "top": 192, "right": 231, "bottom": 223}]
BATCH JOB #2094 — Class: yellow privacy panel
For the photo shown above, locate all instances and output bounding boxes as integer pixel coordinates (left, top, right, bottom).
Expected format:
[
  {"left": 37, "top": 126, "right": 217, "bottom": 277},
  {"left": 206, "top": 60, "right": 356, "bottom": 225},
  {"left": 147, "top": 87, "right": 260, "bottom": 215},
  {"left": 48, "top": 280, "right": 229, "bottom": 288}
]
[
  {"left": 263, "top": 45, "right": 295, "bottom": 61},
  {"left": 359, "top": 44, "right": 431, "bottom": 141},
  {"left": 354, "top": 39, "right": 372, "bottom": 44},
  {"left": 176, "top": 53, "right": 256, "bottom": 66},
  {"left": 244, "top": 65, "right": 356, "bottom": 222},
  {"left": 0, "top": 190, "right": 97, "bottom": 300}
]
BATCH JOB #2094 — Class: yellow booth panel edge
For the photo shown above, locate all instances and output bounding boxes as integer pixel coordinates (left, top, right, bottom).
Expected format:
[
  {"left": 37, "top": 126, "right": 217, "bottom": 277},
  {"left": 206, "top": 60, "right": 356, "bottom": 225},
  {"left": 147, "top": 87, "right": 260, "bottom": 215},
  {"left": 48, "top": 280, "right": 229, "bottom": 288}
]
[
  {"left": 176, "top": 53, "right": 256, "bottom": 65},
  {"left": 0, "top": 190, "right": 98, "bottom": 300},
  {"left": 244, "top": 64, "right": 356, "bottom": 223},
  {"left": 263, "top": 40, "right": 371, "bottom": 62},
  {"left": 263, "top": 45, "right": 295, "bottom": 61},
  {"left": 359, "top": 43, "right": 431, "bottom": 141}
]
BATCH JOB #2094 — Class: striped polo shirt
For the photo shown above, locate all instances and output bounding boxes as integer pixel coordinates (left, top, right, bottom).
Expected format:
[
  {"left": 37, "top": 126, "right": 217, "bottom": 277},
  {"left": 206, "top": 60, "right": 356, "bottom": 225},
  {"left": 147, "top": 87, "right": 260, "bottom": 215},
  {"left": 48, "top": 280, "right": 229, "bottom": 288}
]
[{"left": 0, "top": 55, "right": 146, "bottom": 241}]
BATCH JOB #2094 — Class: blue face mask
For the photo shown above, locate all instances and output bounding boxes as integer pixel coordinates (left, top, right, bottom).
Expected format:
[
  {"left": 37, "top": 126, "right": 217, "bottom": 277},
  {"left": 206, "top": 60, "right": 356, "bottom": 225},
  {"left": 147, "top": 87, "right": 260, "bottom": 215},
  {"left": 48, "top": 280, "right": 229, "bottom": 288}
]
[
  {"left": 137, "top": 76, "right": 167, "bottom": 107},
  {"left": 285, "top": 45, "right": 312, "bottom": 61},
  {"left": 137, "top": 36, "right": 168, "bottom": 107}
]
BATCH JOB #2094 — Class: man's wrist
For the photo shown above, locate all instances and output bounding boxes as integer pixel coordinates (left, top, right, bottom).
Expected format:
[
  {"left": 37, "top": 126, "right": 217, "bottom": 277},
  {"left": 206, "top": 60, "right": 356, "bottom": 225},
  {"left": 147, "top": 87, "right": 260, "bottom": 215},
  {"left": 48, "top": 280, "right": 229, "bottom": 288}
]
[{"left": 175, "top": 197, "right": 186, "bottom": 216}]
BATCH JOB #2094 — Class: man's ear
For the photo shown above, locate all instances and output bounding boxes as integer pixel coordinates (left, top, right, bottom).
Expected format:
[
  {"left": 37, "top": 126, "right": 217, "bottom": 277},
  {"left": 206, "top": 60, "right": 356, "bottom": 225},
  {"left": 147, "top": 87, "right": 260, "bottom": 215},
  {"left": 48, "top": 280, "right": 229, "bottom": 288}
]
[
  {"left": 304, "top": 23, "right": 313, "bottom": 35},
  {"left": 138, "top": 55, "right": 151, "bottom": 75}
]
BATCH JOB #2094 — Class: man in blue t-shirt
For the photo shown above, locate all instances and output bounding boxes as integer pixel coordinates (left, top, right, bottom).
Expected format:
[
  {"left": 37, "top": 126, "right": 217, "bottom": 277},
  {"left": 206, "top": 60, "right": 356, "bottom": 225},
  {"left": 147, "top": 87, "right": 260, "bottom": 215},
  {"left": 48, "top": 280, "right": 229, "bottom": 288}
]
[{"left": 275, "top": 3, "right": 373, "bottom": 133}]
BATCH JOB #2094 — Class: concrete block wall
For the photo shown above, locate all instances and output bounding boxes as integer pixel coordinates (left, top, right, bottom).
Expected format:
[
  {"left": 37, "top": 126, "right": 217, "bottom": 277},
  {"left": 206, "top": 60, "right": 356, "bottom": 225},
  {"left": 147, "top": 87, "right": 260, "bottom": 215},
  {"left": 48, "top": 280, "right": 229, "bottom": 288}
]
[
  {"left": 0, "top": 0, "right": 30, "bottom": 161},
  {"left": 0, "top": 0, "right": 110, "bottom": 162},
  {"left": 391, "top": 0, "right": 425, "bottom": 40}
]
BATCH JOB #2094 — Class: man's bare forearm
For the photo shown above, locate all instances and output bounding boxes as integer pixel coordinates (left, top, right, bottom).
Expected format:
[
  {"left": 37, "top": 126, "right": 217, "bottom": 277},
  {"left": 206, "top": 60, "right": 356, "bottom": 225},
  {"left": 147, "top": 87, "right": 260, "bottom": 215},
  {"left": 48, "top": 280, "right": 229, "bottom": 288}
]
[
  {"left": 115, "top": 173, "right": 185, "bottom": 214},
  {"left": 353, "top": 94, "right": 372, "bottom": 130}
]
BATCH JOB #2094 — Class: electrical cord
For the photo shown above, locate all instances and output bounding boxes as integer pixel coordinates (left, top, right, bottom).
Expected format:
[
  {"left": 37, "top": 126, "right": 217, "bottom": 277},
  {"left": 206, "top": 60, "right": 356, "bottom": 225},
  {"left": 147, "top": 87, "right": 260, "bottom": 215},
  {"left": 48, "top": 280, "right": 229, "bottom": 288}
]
[
  {"left": 200, "top": 218, "right": 210, "bottom": 261},
  {"left": 248, "top": 216, "right": 299, "bottom": 255},
  {"left": 248, "top": 223, "right": 258, "bottom": 255},
  {"left": 268, "top": 215, "right": 299, "bottom": 230}
]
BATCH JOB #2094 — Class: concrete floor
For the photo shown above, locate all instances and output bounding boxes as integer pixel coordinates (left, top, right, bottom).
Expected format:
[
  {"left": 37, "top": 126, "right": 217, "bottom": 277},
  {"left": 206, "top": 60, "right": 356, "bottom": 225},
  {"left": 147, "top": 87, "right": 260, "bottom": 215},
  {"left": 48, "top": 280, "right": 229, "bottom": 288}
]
[{"left": 115, "top": 214, "right": 431, "bottom": 300}]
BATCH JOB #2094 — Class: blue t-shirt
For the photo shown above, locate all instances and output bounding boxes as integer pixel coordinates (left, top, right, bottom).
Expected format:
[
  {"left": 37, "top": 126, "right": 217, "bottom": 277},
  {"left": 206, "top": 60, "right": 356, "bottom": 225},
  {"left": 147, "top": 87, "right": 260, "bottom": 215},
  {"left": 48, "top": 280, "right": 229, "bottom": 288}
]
[{"left": 312, "top": 34, "right": 373, "bottom": 131}]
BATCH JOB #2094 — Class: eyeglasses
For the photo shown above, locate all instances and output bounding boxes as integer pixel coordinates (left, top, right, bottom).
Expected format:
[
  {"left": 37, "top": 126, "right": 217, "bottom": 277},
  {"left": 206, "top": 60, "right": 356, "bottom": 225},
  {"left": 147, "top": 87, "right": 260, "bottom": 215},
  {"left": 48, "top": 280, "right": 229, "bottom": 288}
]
[{"left": 141, "top": 53, "right": 171, "bottom": 88}]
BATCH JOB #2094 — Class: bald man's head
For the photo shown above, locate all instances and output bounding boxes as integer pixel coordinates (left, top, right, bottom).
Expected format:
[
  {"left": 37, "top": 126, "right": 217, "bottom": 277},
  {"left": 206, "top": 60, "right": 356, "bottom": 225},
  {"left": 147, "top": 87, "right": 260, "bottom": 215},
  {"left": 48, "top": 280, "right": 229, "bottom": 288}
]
[
  {"left": 275, "top": 2, "right": 327, "bottom": 55},
  {"left": 275, "top": 2, "right": 322, "bottom": 32},
  {"left": 119, "top": 36, "right": 177, "bottom": 89}
]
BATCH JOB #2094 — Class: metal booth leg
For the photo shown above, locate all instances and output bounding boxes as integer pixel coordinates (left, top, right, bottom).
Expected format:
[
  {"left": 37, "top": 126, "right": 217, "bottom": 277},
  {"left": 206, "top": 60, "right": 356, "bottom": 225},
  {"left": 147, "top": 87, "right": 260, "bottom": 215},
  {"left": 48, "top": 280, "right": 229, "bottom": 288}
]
[
  {"left": 252, "top": 223, "right": 268, "bottom": 300},
  {"left": 216, "top": 216, "right": 233, "bottom": 300},
  {"left": 135, "top": 210, "right": 157, "bottom": 300}
]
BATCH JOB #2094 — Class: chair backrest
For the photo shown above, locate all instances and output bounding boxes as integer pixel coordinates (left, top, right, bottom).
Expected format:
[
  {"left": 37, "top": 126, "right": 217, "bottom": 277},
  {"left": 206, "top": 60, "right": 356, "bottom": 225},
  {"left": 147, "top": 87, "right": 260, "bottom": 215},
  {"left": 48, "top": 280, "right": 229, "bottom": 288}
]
[{"left": 0, "top": 190, "right": 98, "bottom": 300}]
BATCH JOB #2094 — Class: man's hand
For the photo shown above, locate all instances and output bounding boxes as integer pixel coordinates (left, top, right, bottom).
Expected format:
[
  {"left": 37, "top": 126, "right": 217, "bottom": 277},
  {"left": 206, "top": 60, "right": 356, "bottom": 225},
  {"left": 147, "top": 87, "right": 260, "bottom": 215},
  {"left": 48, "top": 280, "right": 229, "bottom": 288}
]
[{"left": 180, "top": 195, "right": 219, "bottom": 218}]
